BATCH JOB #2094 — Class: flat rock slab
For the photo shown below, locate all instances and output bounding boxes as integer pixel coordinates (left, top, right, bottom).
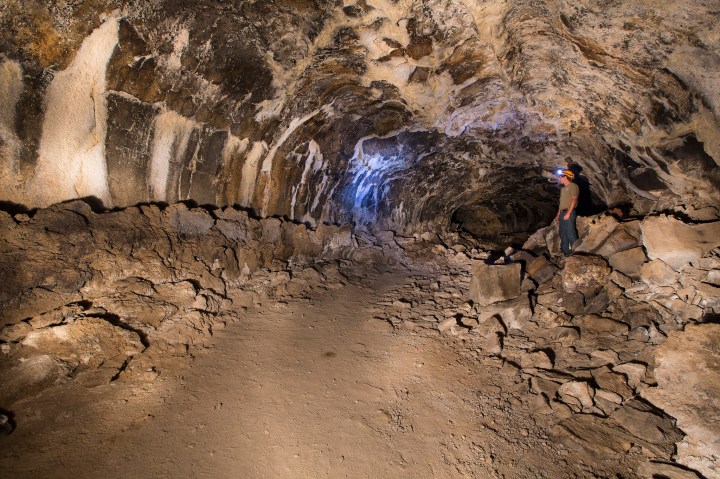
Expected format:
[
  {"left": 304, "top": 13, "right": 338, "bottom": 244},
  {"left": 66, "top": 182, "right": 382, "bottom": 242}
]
[
  {"left": 640, "top": 216, "right": 720, "bottom": 271},
  {"left": 609, "top": 247, "right": 647, "bottom": 279},
  {"left": 469, "top": 262, "right": 522, "bottom": 307}
]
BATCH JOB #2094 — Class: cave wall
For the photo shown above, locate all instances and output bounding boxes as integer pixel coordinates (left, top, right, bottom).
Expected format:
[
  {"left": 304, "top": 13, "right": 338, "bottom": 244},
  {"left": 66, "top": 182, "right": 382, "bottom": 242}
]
[
  {"left": 0, "top": 0, "right": 718, "bottom": 234},
  {"left": 0, "top": 199, "right": 356, "bottom": 402}
]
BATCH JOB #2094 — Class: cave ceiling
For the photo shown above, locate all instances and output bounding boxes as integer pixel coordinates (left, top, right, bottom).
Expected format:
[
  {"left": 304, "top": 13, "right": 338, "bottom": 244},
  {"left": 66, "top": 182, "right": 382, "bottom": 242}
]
[{"left": 0, "top": 0, "right": 718, "bottom": 235}]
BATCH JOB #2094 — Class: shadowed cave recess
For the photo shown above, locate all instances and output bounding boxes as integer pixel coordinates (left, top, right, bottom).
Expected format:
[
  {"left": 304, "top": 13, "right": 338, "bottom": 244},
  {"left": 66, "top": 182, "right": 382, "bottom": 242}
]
[{"left": 1, "top": 1, "right": 719, "bottom": 478}]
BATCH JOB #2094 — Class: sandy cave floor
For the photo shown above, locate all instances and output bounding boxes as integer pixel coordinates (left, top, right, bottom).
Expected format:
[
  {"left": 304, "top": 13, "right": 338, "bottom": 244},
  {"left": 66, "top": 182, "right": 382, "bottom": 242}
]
[{"left": 0, "top": 267, "right": 647, "bottom": 479}]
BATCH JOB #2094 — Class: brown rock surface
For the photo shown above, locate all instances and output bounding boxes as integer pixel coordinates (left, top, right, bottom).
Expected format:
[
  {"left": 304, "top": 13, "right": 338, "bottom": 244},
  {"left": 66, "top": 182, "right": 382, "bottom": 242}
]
[
  {"left": 609, "top": 247, "right": 648, "bottom": 279},
  {"left": 0, "top": 201, "right": 364, "bottom": 401},
  {"left": 642, "top": 324, "right": 720, "bottom": 478},
  {"left": 469, "top": 262, "right": 522, "bottom": 307},
  {"left": 641, "top": 217, "right": 720, "bottom": 271},
  {"left": 640, "top": 259, "right": 679, "bottom": 286},
  {"left": 560, "top": 256, "right": 611, "bottom": 296}
]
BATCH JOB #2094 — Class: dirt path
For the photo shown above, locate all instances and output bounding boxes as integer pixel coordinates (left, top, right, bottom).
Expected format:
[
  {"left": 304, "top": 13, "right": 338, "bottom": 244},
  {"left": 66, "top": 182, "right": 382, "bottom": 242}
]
[{"left": 1, "top": 271, "right": 585, "bottom": 479}]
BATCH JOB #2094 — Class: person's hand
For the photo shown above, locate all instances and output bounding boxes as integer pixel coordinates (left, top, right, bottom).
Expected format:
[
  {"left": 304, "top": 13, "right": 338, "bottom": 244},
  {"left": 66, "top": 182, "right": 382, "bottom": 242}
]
[{"left": 563, "top": 212, "right": 571, "bottom": 220}]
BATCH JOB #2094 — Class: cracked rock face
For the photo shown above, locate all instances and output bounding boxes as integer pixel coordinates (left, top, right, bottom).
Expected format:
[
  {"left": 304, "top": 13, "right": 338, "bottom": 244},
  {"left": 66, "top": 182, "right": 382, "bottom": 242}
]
[{"left": 0, "top": 0, "right": 718, "bottom": 240}]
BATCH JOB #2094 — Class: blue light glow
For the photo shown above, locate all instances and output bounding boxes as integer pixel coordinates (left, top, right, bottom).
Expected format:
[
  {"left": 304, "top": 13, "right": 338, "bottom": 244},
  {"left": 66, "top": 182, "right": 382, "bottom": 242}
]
[{"left": 343, "top": 137, "right": 407, "bottom": 226}]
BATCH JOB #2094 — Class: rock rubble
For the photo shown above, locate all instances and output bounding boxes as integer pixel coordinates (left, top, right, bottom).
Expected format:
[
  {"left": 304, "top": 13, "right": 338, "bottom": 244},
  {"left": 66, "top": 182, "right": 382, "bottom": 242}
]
[
  {"left": 0, "top": 200, "right": 358, "bottom": 404},
  {"left": 368, "top": 213, "right": 720, "bottom": 478},
  {"left": 1, "top": 201, "right": 719, "bottom": 477}
]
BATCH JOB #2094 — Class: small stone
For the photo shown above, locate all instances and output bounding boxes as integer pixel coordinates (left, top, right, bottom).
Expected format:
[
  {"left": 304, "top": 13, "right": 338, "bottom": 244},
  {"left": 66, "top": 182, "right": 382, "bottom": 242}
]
[
  {"left": 449, "top": 324, "right": 467, "bottom": 336},
  {"left": 628, "top": 327, "right": 650, "bottom": 342},
  {"left": 572, "top": 315, "right": 629, "bottom": 336},
  {"left": 459, "top": 301, "right": 473, "bottom": 312},
  {"left": 589, "top": 349, "right": 620, "bottom": 367},
  {"left": 575, "top": 215, "right": 620, "bottom": 253},
  {"left": 519, "top": 350, "right": 554, "bottom": 370},
  {"left": 530, "top": 394, "right": 553, "bottom": 415},
  {"left": 530, "top": 376, "right": 561, "bottom": 398},
  {"left": 474, "top": 315, "right": 506, "bottom": 337},
  {"left": 608, "top": 270, "right": 633, "bottom": 289},
  {"left": 460, "top": 317, "right": 480, "bottom": 329},
  {"left": 612, "top": 363, "right": 647, "bottom": 390},
  {"left": 481, "top": 332, "right": 504, "bottom": 355},
  {"left": 592, "top": 366, "right": 633, "bottom": 399},
  {"left": 437, "top": 317, "right": 456, "bottom": 332},
  {"left": 392, "top": 299, "right": 412, "bottom": 309},
  {"left": 0, "top": 414, "right": 14, "bottom": 436},
  {"left": 401, "top": 321, "right": 419, "bottom": 331},
  {"left": 595, "top": 388, "right": 623, "bottom": 405},
  {"left": 558, "top": 381, "right": 595, "bottom": 411},
  {"left": 595, "top": 228, "right": 640, "bottom": 258},
  {"left": 477, "top": 296, "right": 531, "bottom": 330},
  {"left": 549, "top": 400, "right": 574, "bottom": 419},
  {"left": 526, "top": 256, "right": 558, "bottom": 284}
]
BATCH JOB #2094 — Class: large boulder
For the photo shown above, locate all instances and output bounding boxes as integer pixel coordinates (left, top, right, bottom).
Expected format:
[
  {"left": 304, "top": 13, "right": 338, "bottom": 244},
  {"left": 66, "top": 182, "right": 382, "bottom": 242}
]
[
  {"left": 575, "top": 215, "right": 620, "bottom": 253},
  {"left": 595, "top": 228, "right": 640, "bottom": 258},
  {"left": 525, "top": 255, "right": 558, "bottom": 284},
  {"left": 640, "top": 216, "right": 720, "bottom": 271},
  {"left": 642, "top": 324, "right": 720, "bottom": 478},
  {"left": 560, "top": 255, "right": 612, "bottom": 296},
  {"left": 639, "top": 259, "right": 679, "bottom": 286},
  {"left": 469, "top": 262, "right": 522, "bottom": 307},
  {"left": 608, "top": 247, "right": 647, "bottom": 279}
]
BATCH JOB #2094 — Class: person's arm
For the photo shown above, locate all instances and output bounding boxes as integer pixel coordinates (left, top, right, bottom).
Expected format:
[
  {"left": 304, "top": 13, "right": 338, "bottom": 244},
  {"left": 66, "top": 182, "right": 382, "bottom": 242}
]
[{"left": 563, "top": 194, "right": 578, "bottom": 220}]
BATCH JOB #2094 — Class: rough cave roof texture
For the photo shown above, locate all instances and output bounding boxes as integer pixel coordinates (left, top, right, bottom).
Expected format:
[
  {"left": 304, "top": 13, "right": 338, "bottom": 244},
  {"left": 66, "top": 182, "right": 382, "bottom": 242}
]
[{"left": 0, "top": 0, "right": 719, "bottom": 235}]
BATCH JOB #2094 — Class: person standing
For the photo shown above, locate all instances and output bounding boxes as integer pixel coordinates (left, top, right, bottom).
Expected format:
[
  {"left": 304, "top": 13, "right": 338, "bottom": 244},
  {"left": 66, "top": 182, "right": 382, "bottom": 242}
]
[{"left": 555, "top": 169, "right": 579, "bottom": 256}]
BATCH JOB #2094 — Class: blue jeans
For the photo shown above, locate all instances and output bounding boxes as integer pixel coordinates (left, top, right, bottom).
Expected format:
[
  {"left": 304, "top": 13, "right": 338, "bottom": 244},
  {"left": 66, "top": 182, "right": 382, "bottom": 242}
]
[{"left": 559, "top": 210, "right": 578, "bottom": 255}]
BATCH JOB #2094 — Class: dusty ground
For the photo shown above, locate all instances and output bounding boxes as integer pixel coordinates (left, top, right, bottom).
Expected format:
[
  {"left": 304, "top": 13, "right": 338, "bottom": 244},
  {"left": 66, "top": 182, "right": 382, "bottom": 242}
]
[{"left": 1, "top": 267, "right": 641, "bottom": 479}]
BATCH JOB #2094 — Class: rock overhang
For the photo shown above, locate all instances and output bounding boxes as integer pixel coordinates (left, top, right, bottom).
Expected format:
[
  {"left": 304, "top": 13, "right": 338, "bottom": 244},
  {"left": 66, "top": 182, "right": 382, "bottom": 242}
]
[{"left": 0, "top": 0, "right": 718, "bottom": 237}]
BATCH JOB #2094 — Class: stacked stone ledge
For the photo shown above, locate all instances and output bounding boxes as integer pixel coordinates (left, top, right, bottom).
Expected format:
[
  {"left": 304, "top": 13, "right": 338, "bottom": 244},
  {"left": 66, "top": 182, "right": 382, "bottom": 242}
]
[{"left": 0, "top": 200, "right": 356, "bottom": 404}]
